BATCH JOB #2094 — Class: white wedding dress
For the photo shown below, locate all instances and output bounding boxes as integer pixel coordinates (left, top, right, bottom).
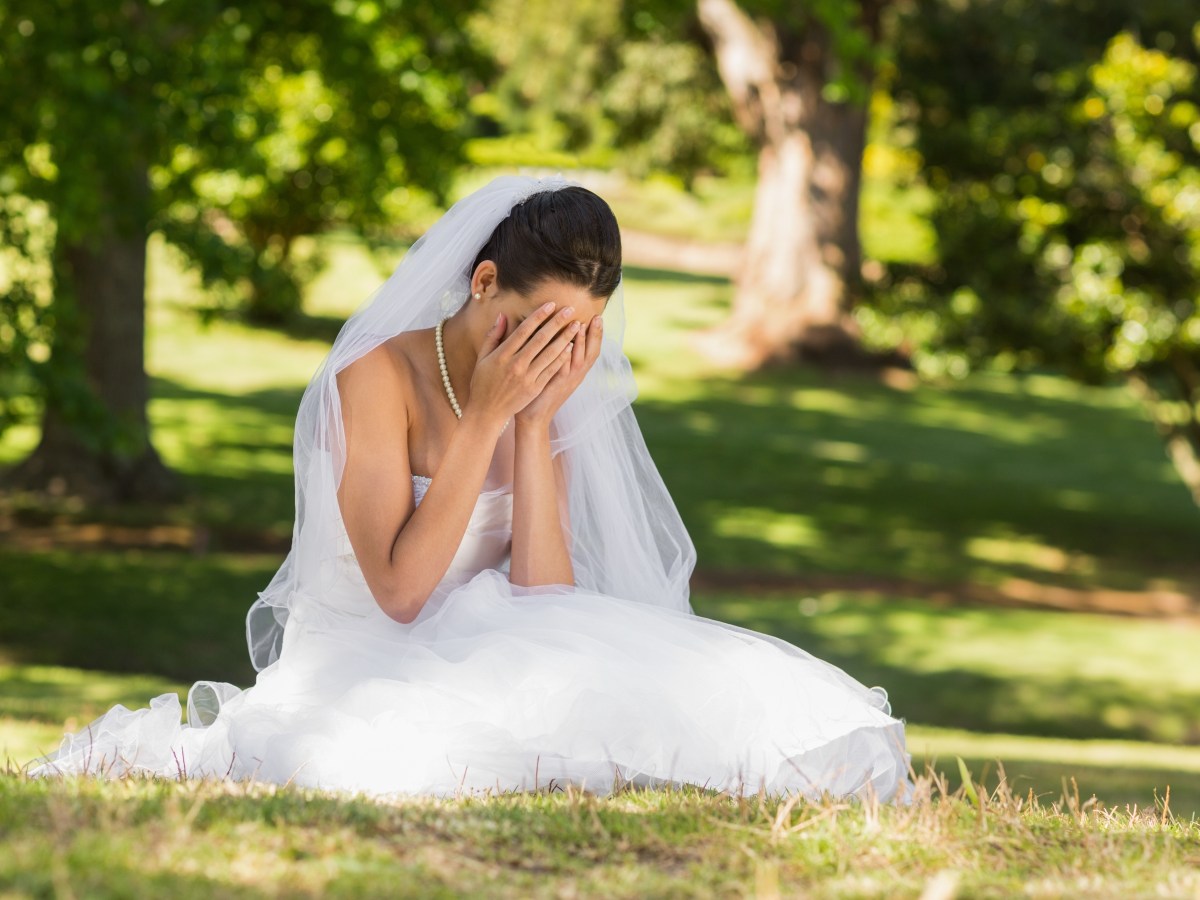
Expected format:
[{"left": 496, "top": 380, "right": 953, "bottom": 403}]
[{"left": 29, "top": 474, "right": 912, "bottom": 801}]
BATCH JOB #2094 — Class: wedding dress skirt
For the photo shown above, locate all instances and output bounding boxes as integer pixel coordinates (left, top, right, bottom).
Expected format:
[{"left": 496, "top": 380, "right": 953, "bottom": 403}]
[{"left": 28, "top": 476, "right": 912, "bottom": 801}]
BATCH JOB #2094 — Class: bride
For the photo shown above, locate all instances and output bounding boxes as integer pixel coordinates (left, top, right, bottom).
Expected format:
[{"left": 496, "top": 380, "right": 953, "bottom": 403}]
[{"left": 28, "top": 174, "right": 912, "bottom": 801}]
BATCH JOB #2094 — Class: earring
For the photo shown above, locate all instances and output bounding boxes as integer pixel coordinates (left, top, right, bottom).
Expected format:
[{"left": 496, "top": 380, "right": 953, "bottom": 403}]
[{"left": 473, "top": 292, "right": 482, "bottom": 300}]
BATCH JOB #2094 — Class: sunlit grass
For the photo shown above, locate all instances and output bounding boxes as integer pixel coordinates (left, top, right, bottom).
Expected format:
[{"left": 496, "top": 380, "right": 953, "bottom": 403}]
[
  {"left": 637, "top": 364, "right": 1197, "bottom": 591},
  {"left": 1, "top": 767, "right": 1197, "bottom": 898}
]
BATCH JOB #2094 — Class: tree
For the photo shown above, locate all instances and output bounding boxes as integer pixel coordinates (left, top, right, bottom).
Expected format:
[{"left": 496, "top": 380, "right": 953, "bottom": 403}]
[
  {"left": 0, "top": 0, "right": 484, "bottom": 502},
  {"left": 694, "top": 0, "right": 890, "bottom": 367},
  {"left": 872, "top": 1, "right": 1200, "bottom": 501},
  {"left": 471, "top": 0, "right": 891, "bottom": 367},
  {"left": 468, "top": 0, "right": 747, "bottom": 186}
]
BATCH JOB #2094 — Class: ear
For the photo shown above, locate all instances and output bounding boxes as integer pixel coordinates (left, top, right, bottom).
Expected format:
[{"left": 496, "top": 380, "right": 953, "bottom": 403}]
[{"left": 471, "top": 260, "right": 499, "bottom": 300}]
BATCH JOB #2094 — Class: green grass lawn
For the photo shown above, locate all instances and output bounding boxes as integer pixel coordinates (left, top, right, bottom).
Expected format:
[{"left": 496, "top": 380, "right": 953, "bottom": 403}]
[
  {"left": 2, "top": 770, "right": 1198, "bottom": 898},
  {"left": 3, "top": 174, "right": 1200, "bottom": 895}
]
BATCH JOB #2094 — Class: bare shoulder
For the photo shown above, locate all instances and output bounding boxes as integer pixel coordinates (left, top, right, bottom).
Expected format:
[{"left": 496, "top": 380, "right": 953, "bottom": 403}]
[
  {"left": 336, "top": 335, "right": 422, "bottom": 403},
  {"left": 335, "top": 338, "right": 424, "bottom": 444}
]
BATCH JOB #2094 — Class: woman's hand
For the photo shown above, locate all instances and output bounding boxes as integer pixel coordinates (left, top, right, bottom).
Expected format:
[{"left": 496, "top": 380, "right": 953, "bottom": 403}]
[
  {"left": 466, "top": 302, "right": 577, "bottom": 427},
  {"left": 516, "top": 312, "right": 603, "bottom": 427}
]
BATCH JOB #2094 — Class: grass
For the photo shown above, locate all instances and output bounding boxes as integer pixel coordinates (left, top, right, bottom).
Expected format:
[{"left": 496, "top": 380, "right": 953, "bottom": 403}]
[
  {"left": 3, "top": 170, "right": 1200, "bottom": 894},
  {"left": 1, "top": 771, "right": 1198, "bottom": 898}
]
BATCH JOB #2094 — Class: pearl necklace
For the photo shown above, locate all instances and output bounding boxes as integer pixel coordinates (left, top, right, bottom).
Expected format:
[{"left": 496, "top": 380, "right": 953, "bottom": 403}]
[{"left": 436, "top": 318, "right": 508, "bottom": 433}]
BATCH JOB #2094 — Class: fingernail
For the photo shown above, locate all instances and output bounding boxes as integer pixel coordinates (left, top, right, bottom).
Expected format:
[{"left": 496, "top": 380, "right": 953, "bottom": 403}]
[
  {"left": 541, "top": 302, "right": 555, "bottom": 313},
  {"left": 569, "top": 321, "right": 580, "bottom": 332},
  {"left": 562, "top": 307, "right": 575, "bottom": 317}
]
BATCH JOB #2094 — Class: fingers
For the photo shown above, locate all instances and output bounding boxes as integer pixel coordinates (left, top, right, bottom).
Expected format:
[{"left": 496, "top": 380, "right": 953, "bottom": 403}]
[
  {"left": 531, "top": 319, "right": 580, "bottom": 375},
  {"left": 570, "top": 326, "right": 585, "bottom": 370},
  {"left": 535, "top": 342, "right": 573, "bottom": 388},
  {"left": 585, "top": 316, "right": 603, "bottom": 364},
  {"left": 517, "top": 305, "right": 577, "bottom": 362},
  {"left": 502, "top": 301, "right": 558, "bottom": 353},
  {"left": 536, "top": 316, "right": 602, "bottom": 390},
  {"left": 477, "top": 312, "right": 507, "bottom": 360},
  {"left": 562, "top": 317, "right": 602, "bottom": 376}
]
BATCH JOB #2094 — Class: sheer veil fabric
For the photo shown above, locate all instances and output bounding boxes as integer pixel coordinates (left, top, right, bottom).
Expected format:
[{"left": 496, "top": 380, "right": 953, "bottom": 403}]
[
  {"left": 27, "top": 174, "right": 913, "bottom": 802},
  {"left": 247, "top": 173, "right": 695, "bottom": 671}
]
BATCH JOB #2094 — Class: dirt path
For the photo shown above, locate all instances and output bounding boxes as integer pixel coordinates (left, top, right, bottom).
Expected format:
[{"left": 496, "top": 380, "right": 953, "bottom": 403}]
[
  {"left": 5, "top": 516, "right": 1196, "bottom": 621},
  {"left": 692, "top": 569, "right": 1199, "bottom": 620},
  {"left": 619, "top": 228, "right": 741, "bottom": 278}
]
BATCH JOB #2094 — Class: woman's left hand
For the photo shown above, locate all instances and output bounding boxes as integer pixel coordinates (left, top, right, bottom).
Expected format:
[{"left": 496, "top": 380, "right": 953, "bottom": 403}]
[{"left": 515, "top": 315, "right": 604, "bottom": 426}]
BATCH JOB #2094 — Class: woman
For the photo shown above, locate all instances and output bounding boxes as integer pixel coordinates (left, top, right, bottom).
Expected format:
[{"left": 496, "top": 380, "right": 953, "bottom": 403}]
[{"left": 29, "top": 174, "right": 912, "bottom": 801}]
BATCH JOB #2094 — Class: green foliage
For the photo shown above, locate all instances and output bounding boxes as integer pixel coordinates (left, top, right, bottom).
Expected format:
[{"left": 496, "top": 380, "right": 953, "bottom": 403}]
[
  {"left": 468, "top": 0, "right": 748, "bottom": 184},
  {"left": 468, "top": 0, "right": 890, "bottom": 181},
  {"left": 151, "top": 3, "right": 486, "bottom": 323},
  {"left": 869, "top": 2, "right": 1200, "bottom": 485},
  {"left": 0, "top": 0, "right": 485, "bottom": 440},
  {"left": 0, "top": 197, "right": 53, "bottom": 433},
  {"left": 599, "top": 38, "right": 748, "bottom": 182}
]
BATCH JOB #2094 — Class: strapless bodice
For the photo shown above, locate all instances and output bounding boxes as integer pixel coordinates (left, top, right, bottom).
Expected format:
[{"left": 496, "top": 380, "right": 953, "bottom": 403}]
[
  {"left": 412, "top": 474, "right": 514, "bottom": 583},
  {"left": 335, "top": 474, "right": 514, "bottom": 597}
]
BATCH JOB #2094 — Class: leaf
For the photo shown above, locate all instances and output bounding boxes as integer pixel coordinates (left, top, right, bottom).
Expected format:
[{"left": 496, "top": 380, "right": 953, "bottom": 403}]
[{"left": 957, "top": 756, "right": 980, "bottom": 809}]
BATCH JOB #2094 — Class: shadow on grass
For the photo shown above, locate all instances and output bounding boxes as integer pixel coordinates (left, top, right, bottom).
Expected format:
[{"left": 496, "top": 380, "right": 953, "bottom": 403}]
[
  {"left": 635, "top": 367, "right": 1200, "bottom": 591},
  {"left": 0, "top": 547, "right": 263, "bottom": 687},
  {"left": 4, "top": 316, "right": 1200, "bottom": 760}
]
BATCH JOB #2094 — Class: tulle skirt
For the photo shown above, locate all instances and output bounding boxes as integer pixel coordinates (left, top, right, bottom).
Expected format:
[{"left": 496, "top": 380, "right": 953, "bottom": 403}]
[{"left": 27, "top": 570, "right": 912, "bottom": 802}]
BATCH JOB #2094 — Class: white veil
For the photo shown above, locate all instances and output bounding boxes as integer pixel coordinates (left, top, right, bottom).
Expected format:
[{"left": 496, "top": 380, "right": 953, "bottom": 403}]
[{"left": 246, "top": 173, "right": 697, "bottom": 671}]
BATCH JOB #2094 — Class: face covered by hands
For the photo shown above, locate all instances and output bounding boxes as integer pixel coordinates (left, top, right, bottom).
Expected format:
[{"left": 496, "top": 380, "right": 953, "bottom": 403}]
[{"left": 470, "top": 278, "right": 608, "bottom": 429}]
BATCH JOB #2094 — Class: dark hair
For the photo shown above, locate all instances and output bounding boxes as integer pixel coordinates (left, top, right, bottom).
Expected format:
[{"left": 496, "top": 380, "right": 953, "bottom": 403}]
[{"left": 470, "top": 186, "right": 622, "bottom": 299}]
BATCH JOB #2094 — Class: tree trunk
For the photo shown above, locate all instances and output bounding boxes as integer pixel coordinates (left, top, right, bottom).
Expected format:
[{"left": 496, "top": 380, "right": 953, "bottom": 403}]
[
  {"left": 4, "top": 167, "right": 178, "bottom": 503},
  {"left": 1129, "top": 371, "right": 1200, "bottom": 507},
  {"left": 696, "top": 0, "right": 887, "bottom": 368}
]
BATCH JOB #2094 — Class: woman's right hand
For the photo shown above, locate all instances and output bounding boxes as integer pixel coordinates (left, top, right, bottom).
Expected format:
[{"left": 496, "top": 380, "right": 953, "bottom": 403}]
[{"left": 466, "top": 302, "right": 577, "bottom": 426}]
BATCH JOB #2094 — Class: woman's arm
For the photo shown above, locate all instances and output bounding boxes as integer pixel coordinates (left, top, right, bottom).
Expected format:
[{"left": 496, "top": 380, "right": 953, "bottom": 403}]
[
  {"left": 510, "top": 420, "right": 573, "bottom": 586},
  {"left": 510, "top": 315, "right": 603, "bottom": 587},
  {"left": 336, "top": 346, "right": 504, "bottom": 623}
]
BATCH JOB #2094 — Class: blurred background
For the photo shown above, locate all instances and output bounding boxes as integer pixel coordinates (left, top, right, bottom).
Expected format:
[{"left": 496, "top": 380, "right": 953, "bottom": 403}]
[{"left": 1, "top": 0, "right": 1198, "bottom": 812}]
